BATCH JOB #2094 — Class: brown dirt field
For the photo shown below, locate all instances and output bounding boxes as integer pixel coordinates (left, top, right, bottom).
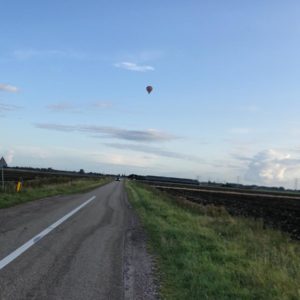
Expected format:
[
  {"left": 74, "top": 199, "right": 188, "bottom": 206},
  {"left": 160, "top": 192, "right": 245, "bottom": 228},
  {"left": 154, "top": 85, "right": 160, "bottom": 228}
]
[{"left": 153, "top": 185, "right": 300, "bottom": 240}]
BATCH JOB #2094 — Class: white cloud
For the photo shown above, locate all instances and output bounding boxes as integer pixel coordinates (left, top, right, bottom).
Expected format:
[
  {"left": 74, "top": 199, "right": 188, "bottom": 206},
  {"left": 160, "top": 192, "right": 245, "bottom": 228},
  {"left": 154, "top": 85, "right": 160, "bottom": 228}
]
[
  {"left": 5, "top": 150, "right": 14, "bottom": 164},
  {"left": 105, "top": 143, "right": 203, "bottom": 164},
  {"left": 0, "top": 83, "right": 19, "bottom": 93},
  {"left": 46, "top": 101, "right": 114, "bottom": 113},
  {"left": 99, "top": 153, "right": 153, "bottom": 167},
  {"left": 114, "top": 62, "right": 154, "bottom": 72},
  {"left": 0, "top": 149, "right": 15, "bottom": 165},
  {"left": 35, "top": 123, "right": 177, "bottom": 142},
  {"left": 15, "top": 146, "right": 51, "bottom": 159},
  {"left": 241, "top": 149, "right": 300, "bottom": 184},
  {"left": 9, "top": 145, "right": 155, "bottom": 171}
]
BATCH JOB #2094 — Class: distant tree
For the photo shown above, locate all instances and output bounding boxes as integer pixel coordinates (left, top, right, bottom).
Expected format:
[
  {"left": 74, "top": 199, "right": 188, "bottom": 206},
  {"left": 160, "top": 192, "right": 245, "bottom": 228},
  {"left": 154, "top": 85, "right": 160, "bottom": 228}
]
[{"left": 79, "top": 169, "right": 85, "bottom": 174}]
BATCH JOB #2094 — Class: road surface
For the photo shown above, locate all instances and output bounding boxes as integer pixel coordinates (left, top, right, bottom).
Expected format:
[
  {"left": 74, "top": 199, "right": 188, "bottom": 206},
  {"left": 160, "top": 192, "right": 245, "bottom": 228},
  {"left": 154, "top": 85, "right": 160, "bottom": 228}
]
[{"left": 0, "top": 181, "right": 157, "bottom": 299}]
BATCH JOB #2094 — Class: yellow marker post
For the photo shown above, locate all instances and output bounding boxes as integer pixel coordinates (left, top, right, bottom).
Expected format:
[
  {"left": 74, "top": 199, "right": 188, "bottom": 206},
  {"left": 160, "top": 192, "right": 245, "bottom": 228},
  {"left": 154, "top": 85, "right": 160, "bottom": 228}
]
[{"left": 16, "top": 181, "right": 22, "bottom": 192}]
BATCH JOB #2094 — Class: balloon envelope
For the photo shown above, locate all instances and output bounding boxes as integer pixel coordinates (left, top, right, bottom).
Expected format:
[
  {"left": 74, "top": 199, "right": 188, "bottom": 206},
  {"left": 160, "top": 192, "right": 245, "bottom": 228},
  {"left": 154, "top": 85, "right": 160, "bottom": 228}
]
[{"left": 146, "top": 86, "right": 153, "bottom": 94}]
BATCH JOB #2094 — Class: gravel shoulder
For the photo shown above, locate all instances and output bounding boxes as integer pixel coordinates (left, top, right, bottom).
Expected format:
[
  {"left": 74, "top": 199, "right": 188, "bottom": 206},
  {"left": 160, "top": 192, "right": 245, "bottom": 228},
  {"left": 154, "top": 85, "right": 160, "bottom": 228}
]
[{"left": 123, "top": 190, "right": 159, "bottom": 300}]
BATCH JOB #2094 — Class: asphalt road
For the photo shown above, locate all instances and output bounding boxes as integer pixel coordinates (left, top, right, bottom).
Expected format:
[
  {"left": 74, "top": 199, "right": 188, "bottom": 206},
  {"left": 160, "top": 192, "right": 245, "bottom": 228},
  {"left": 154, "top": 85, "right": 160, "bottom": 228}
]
[{"left": 0, "top": 181, "right": 143, "bottom": 300}]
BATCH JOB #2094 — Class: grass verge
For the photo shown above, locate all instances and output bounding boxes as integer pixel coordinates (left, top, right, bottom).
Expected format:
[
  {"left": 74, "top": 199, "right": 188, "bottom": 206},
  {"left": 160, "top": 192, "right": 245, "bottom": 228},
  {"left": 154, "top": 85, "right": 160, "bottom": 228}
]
[
  {"left": 0, "top": 177, "right": 112, "bottom": 209},
  {"left": 126, "top": 181, "right": 300, "bottom": 300}
]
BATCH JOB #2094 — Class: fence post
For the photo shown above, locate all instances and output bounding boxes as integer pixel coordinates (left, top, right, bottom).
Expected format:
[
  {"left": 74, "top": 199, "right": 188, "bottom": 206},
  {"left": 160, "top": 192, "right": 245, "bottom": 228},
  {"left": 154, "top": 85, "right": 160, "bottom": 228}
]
[{"left": 1, "top": 167, "right": 4, "bottom": 191}]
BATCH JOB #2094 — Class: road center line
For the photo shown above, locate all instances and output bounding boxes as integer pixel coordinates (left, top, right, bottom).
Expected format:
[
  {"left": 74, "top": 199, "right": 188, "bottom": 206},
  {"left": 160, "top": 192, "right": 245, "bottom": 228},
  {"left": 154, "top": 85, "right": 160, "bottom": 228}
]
[{"left": 0, "top": 195, "right": 96, "bottom": 270}]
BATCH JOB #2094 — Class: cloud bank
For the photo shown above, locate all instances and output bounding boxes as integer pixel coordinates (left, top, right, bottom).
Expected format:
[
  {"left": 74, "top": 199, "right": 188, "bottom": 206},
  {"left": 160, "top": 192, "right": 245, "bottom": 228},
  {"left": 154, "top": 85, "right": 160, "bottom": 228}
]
[
  {"left": 105, "top": 143, "right": 203, "bottom": 163},
  {"left": 0, "top": 84, "right": 19, "bottom": 93},
  {"left": 35, "top": 123, "right": 177, "bottom": 142},
  {"left": 236, "top": 149, "right": 300, "bottom": 184},
  {"left": 46, "top": 101, "right": 114, "bottom": 113}
]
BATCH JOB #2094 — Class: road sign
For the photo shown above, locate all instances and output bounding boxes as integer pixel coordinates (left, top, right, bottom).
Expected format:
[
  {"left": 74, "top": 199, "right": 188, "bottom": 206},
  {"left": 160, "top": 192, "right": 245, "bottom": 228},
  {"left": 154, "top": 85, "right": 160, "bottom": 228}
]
[{"left": 0, "top": 157, "right": 7, "bottom": 168}]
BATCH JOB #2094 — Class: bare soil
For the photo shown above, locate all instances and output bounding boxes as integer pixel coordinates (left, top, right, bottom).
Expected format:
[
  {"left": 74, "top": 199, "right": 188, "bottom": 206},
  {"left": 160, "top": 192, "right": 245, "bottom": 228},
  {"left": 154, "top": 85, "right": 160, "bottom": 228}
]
[{"left": 154, "top": 185, "right": 300, "bottom": 239}]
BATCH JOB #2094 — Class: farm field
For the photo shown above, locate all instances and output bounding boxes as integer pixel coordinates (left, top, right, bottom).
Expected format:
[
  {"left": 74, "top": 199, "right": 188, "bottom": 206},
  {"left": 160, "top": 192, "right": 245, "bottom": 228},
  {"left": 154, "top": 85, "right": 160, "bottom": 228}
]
[
  {"left": 1, "top": 167, "right": 101, "bottom": 182},
  {"left": 137, "top": 181, "right": 300, "bottom": 240},
  {"left": 126, "top": 181, "right": 300, "bottom": 300},
  {"left": 0, "top": 176, "right": 112, "bottom": 208},
  {"left": 140, "top": 179, "right": 300, "bottom": 197}
]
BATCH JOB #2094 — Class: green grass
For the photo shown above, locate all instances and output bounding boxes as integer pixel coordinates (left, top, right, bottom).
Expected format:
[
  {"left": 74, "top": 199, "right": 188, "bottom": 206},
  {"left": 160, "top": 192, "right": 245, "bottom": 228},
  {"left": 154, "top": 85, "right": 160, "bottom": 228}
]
[
  {"left": 0, "top": 177, "right": 112, "bottom": 208},
  {"left": 126, "top": 181, "right": 300, "bottom": 300}
]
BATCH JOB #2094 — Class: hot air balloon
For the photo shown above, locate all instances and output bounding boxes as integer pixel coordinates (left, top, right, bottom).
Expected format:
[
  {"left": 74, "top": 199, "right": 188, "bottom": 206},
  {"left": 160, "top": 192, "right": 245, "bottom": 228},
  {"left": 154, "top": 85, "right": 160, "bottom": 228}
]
[{"left": 146, "top": 86, "right": 153, "bottom": 94}]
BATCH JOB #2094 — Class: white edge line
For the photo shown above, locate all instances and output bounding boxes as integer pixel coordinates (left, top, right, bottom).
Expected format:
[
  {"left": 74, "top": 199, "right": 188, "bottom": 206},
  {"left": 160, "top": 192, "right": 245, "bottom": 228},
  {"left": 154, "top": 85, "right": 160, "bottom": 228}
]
[{"left": 0, "top": 195, "right": 96, "bottom": 270}]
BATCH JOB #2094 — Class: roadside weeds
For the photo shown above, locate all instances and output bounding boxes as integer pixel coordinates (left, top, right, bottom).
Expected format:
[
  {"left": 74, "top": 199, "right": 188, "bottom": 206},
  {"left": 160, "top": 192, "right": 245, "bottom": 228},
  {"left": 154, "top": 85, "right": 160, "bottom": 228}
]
[
  {"left": 126, "top": 181, "right": 300, "bottom": 300},
  {"left": 0, "top": 177, "right": 112, "bottom": 209}
]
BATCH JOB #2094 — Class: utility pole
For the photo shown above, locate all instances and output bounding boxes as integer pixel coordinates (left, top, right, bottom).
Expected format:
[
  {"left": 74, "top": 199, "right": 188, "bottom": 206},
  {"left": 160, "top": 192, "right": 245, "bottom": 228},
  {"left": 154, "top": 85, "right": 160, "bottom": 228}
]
[
  {"left": 1, "top": 167, "right": 4, "bottom": 190},
  {"left": 294, "top": 178, "right": 298, "bottom": 191}
]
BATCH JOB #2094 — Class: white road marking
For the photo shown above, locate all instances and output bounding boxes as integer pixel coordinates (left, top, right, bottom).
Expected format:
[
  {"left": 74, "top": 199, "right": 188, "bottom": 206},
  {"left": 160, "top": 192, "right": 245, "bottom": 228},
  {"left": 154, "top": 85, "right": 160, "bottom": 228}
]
[{"left": 0, "top": 195, "right": 96, "bottom": 270}]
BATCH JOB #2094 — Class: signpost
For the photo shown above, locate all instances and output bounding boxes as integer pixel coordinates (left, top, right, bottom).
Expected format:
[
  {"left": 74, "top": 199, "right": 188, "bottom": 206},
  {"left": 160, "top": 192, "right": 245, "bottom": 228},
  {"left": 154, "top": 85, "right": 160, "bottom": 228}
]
[
  {"left": 1, "top": 167, "right": 3, "bottom": 190},
  {"left": 0, "top": 157, "right": 7, "bottom": 191}
]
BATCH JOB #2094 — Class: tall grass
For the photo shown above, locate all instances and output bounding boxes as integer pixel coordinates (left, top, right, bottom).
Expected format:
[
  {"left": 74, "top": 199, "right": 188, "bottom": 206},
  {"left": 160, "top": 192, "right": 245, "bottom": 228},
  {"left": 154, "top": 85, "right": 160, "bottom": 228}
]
[
  {"left": 126, "top": 181, "right": 300, "bottom": 300},
  {"left": 0, "top": 177, "right": 111, "bottom": 208}
]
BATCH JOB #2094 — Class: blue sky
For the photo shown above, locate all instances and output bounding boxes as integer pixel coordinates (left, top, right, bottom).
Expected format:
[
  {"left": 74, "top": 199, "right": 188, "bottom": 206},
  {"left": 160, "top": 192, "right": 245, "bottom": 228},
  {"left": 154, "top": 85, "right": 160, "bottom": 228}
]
[{"left": 1, "top": 1, "right": 300, "bottom": 188}]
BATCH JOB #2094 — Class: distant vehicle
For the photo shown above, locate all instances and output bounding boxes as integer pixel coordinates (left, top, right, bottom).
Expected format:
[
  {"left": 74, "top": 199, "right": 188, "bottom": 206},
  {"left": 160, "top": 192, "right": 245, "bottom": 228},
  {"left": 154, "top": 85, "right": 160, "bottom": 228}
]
[{"left": 115, "top": 177, "right": 120, "bottom": 181}]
